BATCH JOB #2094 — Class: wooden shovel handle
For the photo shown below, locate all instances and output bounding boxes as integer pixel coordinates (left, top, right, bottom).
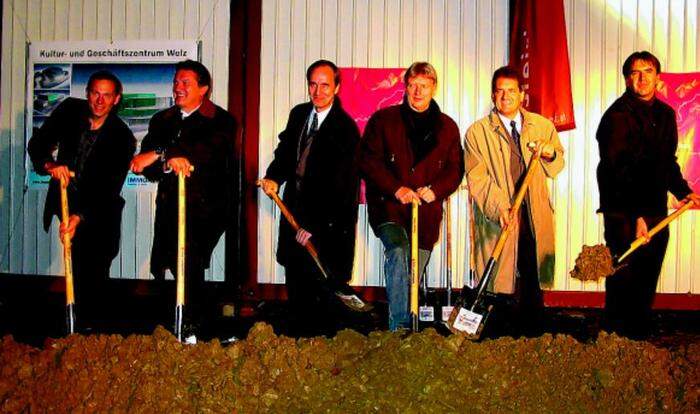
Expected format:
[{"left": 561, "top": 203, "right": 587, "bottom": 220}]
[
  {"left": 410, "top": 199, "right": 419, "bottom": 317},
  {"left": 491, "top": 148, "right": 542, "bottom": 260},
  {"left": 59, "top": 176, "right": 75, "bottom": 305},
  {"left": 262, "top": 186, "right": 329, "bottom": 279},
  {"left": 176, "top": 171, "right": 187, "bottom": 307},
  {"left": 617, "top": 200, "right": 695, "bottom": 263}
]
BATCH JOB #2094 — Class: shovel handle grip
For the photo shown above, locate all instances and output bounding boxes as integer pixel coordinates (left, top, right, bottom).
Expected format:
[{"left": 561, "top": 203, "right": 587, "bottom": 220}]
[{"left": 617, "top": 200, "right": 695, "bottom": 263}]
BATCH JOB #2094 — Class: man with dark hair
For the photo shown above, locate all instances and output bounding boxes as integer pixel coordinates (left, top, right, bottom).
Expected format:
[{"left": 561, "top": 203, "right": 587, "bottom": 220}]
[
  {"left": 360, "top": 61, "right": 464, "bottom": 331},
  {"left": 130, "top": 60, "right": 237, "bottom": 334},
  {"left": 259, "top": 59, "right": 361, "bottom": 336},
  {"left": 28, "top": 70, "right": 136, "bottom": 325},
  {"left": 596, "top": 51, "right": 699, "bottom": 339},
  {"left": 465, "top": 65, "right": 564, "bottom": 337}
]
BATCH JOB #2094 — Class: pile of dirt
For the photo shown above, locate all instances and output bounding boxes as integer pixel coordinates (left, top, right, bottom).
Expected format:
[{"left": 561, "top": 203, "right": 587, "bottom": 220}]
[
  {"left": 570, "top": 244, "right": 616, "bottom": 281},
  {"left": 1, "top": 323, "right": 698, "bottom": 412}
]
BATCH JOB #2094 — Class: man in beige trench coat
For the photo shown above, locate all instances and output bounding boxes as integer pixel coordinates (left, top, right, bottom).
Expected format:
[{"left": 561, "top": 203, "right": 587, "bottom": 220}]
[{"left": 464, "top": 66, "right": 565, "bottom": 336}]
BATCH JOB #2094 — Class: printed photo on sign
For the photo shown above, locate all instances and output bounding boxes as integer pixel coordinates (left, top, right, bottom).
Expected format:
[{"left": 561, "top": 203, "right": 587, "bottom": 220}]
[{"left": 25, "top": 40, "right": 198, "bottom": 189}]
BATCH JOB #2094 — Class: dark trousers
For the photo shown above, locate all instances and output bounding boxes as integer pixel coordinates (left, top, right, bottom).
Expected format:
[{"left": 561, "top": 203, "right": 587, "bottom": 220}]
[
  {"left": 71, "top": 220, "right": 120, "bottom": 325},
  {"left": 603, "top": 214, "right": 668, "bottom": 338},
  {"left": 284, "top": 250, "right": 338, "bottom": 336},
  {"left": 512, "top": 205, "right": 544, "bottom": 335}
]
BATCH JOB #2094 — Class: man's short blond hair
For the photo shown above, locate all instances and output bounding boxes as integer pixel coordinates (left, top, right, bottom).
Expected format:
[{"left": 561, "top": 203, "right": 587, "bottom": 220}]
[{"left": 404, "top": 62, "right": 438, "bottom": 85}]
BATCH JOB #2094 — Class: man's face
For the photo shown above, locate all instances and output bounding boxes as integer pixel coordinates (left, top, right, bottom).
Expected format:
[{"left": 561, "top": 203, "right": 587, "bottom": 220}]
[
  {"left": 308, "top": 65, "right": 339, "bottom": 111},
  {"left": 492, "top": 77, "right": 524, "bottom": 119},
  {"left": 626, "top": 59, "right": 659, "bottom": 101},
  {"left": 87, "top": 79, "right": 120, "bottom": 121},
  {"left": 173, "top": 69, "right": 208, "bottom": 112},
  {"left": 406, "top": 75, "right": 436, "bottom": 112}
]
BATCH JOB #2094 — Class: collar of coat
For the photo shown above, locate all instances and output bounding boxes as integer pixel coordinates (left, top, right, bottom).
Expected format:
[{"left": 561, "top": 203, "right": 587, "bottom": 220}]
[
  {"left": 301, "top": 97, "right": 345, "bottom": 134},
  {"left": 304, "top": 96, "right": 344, "bottom": 120},
  {"left": 488, "top": 107, "right": 535, "bottom": 141},
  {"left": 164, "top": 98, "right": 217, "bottom": 121},
  {"left": 399, "top": 97, "right": 442, "bottom": 127}
]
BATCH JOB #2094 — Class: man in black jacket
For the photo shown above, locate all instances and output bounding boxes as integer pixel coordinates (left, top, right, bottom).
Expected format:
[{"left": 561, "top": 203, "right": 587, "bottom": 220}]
[
  {"left": 28, "top": 71, "right": 136, "bottom": 323},
  {"left": 596, "top": 51, "right": 699, "bottom": 338},
  {"left": 130, "top": 60, "right": 237, "bottom": 329},
  {"left": 259, "top": 60, "right": 361, "bottom": 335},
  {"left": 360, "top": 62, "right": 464, "bottom": 331}
]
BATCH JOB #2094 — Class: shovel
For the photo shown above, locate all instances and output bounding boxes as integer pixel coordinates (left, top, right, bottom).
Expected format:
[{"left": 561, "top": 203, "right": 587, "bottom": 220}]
[
  {"left": 447, "top": 147, "right": 542, "bottom": 338},
  {"left": 411, "top": 199, "right": 420, "bottom": 331},
  {"left": 571, "top": 200, "right": 696, "bottom": 282},
  {"left": 173, "top": 166, "right": 195, "bottom": 342},
  {"left": 258, "top": 182, "right": 373, "bottom": 312},
  {"left": 59, "top": 174, "right": 76, "bottom": 334}
]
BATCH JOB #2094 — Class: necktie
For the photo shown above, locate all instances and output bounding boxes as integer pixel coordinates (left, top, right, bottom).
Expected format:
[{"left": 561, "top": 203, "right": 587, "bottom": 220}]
[
  {"left": 300, "top": 112, "right": 318, "bottom": 156},
  {"left": 510, "top": 120, "right": 520, "bottom": 147},
  {"left": 296, "top": 112, "right": 319, "bottom": 190}
]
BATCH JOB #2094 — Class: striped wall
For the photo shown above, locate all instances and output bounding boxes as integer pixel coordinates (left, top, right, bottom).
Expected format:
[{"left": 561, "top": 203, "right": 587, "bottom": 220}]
[
  {"left": 0, "top": 0, "right": 230, "bottom": 281},
  {"left": 258, "top": 0, "right": 700, "bottom": 294}
]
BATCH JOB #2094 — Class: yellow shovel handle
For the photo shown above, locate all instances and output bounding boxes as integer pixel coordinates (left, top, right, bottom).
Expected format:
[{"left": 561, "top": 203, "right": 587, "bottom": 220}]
[
  {"left": 410, "top": 199, "right": 419, "bottom": 317},
  {"left": 59, "top": 177, "right": 75, "bottom": 305},
  {"left": 617, "top": 200, "right": 695, "bottom": 263}
]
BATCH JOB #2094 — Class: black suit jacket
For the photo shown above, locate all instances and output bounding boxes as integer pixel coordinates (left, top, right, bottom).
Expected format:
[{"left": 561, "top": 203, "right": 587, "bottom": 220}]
[
  {"left": 28, "top": 98, "right": 136, "bottom": 258},
  {"left": 596, "top": 90, "right": 692, "bottom": 217},
  {"left": 139, "top": 99, "right": 238, "bottom": 278},
  {"left": 265, "top": 99, "right": 361, "bottom": 280}
]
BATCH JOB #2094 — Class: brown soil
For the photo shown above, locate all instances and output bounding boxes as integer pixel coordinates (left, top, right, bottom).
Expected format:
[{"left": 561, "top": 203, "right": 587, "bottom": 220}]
[
  {"left": 2, "top": 323, "right": 699, "bottom": 412},
  {"left": 570, "top": 244, "right": 616, "bottom": 282}
]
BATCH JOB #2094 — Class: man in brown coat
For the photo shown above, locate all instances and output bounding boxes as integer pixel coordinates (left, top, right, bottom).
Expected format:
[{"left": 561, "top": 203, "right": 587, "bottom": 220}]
[
  {"left": 465, "top": 66, "right": 565, "bottom": 336},
  {"left": 361, "top": 62, "right": 464, "bottom": 331}
]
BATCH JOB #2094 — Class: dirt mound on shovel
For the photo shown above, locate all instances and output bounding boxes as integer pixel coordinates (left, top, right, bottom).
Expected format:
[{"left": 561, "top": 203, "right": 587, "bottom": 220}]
[
  {"left": 1, "top": 323, "right": 698, "bottom": 412},
  {"left": 571, "top": 244, "right": 616, "bottom": 281}
]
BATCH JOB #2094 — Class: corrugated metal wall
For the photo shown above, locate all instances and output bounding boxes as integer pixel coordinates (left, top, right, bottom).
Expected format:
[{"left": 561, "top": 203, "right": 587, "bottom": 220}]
[
  {"left": 0, "top": 0, "right": 230, "bottom": 281},
  {"left": 258, "top": 0, "right": 700, "bottom": 294}
]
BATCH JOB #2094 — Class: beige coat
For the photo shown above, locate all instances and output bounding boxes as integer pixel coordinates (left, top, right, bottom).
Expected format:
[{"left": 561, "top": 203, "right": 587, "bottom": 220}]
[{"left": 465, "top": 108, "right": 564, "bottom": 293}]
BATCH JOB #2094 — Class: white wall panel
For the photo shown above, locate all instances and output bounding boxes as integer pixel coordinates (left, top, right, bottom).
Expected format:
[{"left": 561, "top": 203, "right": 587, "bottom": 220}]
[
  {"left": 259, "top": 0, "right": 700, "bottom": 296},
  {"left": 258, "top": 0, "right": 509, "bottom": 289},
  {"left": 0, "top": 0, "right": 230, "bottom": 282}
]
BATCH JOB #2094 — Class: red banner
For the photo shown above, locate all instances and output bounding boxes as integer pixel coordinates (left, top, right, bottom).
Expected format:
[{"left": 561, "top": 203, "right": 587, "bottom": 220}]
[
  {"left": 657, "top": 73, "right": 700, "bottom": 206},
  {"left": 509, "top": 0, "right": 576, "bottom": 132}
]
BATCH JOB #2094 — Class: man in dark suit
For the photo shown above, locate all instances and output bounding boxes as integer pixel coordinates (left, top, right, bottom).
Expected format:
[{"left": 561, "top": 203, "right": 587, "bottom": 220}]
[
  {"left": 28, "top": 70, "right": 136, "bottom": 323},
  {"left": 130, "top": 60, "right": 237, "bottom": 330},
  {"left": 259, "top": 60, "right": 361, "bottom": 335}
]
